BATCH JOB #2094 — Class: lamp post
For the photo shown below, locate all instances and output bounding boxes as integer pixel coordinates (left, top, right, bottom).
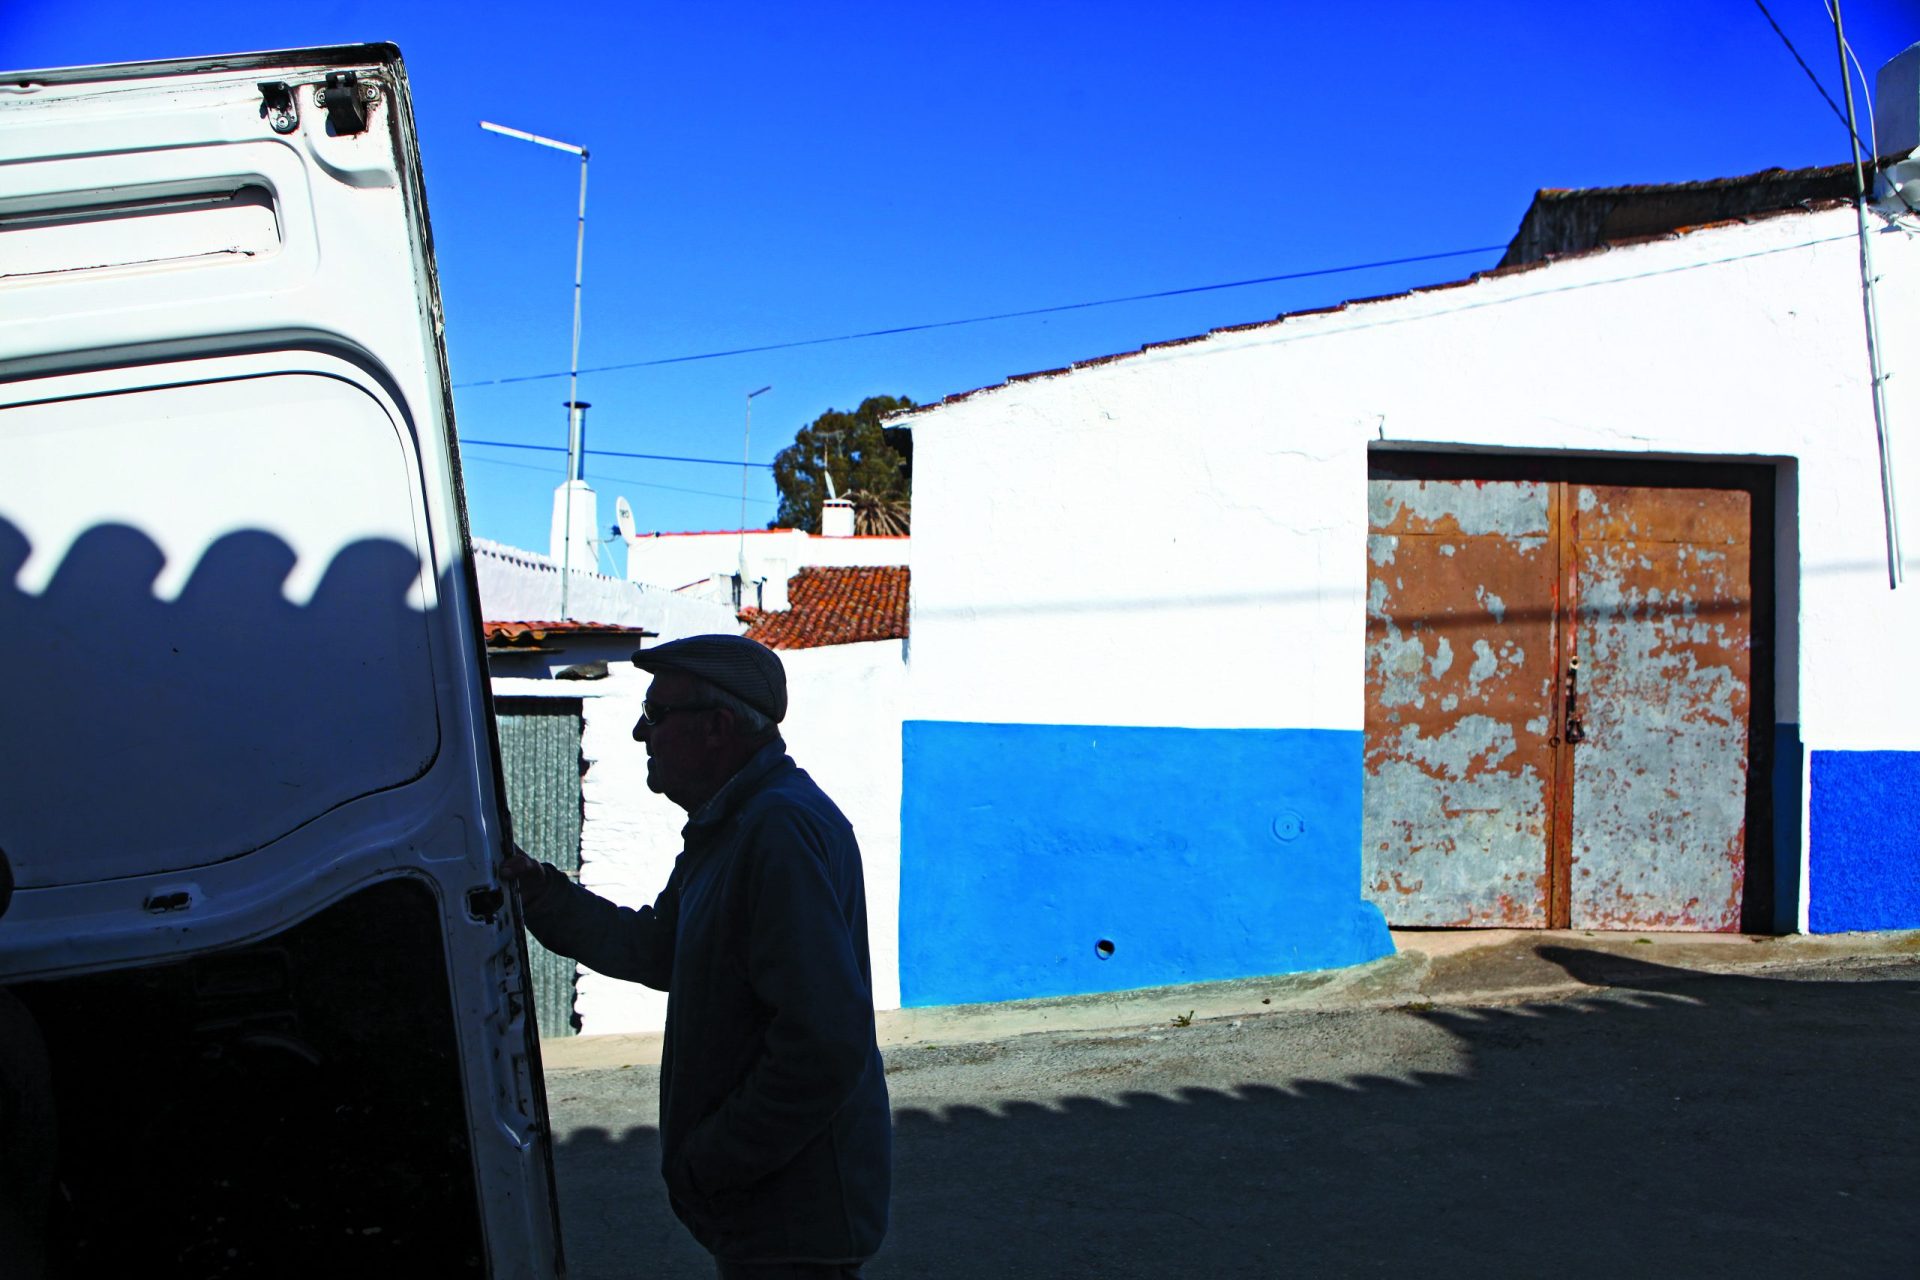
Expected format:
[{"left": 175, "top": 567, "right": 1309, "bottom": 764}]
[
  {"left": 480, "top": 119, "right": 591, "bottom": 616},
  {"left": 739, "top": 386, "right": 773, "bottom": 604}
]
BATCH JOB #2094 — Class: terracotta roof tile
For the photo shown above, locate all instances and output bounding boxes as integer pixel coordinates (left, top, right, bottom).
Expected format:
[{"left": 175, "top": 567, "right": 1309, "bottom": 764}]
[
  {"left": 744, "top": 567, "right": 909, "bottom": 651},
  {"left": 484, "top": 620, "right": 653, "bottom": 647}
]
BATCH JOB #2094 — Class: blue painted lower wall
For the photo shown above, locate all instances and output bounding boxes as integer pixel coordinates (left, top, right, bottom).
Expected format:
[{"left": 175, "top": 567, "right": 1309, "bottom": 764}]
[
  {"left": 899, "top": 721, "right": 1392, "bottom": 1007},
  {"left": 1809, "top": 749, "right": 1920, "bottom": 932}
]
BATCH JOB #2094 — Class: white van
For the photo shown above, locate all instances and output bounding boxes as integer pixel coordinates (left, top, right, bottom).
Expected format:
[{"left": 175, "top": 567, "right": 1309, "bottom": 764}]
[{"left": 0, "top": 45, "right": 565, "bottom": 1277}]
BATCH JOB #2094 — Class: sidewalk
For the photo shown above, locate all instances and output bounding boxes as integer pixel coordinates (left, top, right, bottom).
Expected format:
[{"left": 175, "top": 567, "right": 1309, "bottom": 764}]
[{"left": 536, "top": 926, "right": 1920, "bottom": 1071}]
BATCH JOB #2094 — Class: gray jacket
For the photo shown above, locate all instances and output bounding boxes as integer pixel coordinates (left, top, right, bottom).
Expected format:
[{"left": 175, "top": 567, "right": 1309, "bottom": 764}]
[{"left": 522, "top": 740, "right": 890, "bottom": 1263}]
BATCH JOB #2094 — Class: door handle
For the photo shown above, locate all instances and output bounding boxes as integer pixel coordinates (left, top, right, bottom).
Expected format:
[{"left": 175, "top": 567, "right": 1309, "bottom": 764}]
[{"left": 1563, "top": 654, "right": 1585, "bottom": 744}]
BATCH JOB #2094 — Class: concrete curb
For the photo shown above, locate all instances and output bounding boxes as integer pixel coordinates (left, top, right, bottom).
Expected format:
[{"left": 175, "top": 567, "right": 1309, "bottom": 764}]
[{"left": 535, "top": 927, "right": 1920, "bottom": 1071}]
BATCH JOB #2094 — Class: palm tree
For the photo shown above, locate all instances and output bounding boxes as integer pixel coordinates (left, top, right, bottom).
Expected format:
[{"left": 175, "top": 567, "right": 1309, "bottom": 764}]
[{"left": 846, "top": 489, "right": 910, "bottom": 536}]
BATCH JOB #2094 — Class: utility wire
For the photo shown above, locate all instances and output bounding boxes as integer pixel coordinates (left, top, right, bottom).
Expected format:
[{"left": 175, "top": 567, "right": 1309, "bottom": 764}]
[
  {"left": 462, "top": 451, "right": 776, "bottom": 504},
  {"left": 1755, "top": 0, "right": 1915, "bottom": 216},
  {"left": 451, "top": 244, "right": 1506, "bottom": 389},
  {"left": 1752, "top": 0, "right": 1856, "bottom": 140},
  {"left": 460, "top": 436, "right": 775, "bottom": 469},
  {"left": 1830, "top": 4, "right": 1917, "bottom": 217},
  {"left": 1831, "top": 1, "right": 1880, "bottom": 168}
]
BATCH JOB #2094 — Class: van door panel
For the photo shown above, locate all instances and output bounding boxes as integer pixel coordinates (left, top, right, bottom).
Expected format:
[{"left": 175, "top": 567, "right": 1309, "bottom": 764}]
[{"left": 0, "top": 46, "right": 563, "bottom": 1277}]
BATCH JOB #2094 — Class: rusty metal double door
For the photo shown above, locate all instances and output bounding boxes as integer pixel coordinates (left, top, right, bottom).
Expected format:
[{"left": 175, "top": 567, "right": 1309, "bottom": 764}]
[{"left": 1363, "top": 470, "right": 1754, "bottom": 930}]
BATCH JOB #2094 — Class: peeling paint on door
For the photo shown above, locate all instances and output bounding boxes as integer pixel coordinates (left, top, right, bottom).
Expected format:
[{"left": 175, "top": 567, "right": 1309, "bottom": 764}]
[
  {"left": 1568, "top": 486, "right": 1751, "bottom": 930},
  {"left": 1364, "top": 473, "right": 1754, "bottom": 931},
  {"left": 1364, "top": 479, "right": 1558, "bottom": 926}
]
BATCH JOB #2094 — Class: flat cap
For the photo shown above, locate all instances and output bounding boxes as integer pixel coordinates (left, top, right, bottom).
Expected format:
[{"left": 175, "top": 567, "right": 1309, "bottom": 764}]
[{"left": 632, "top": 633, "right": 787, "bottom": 723}]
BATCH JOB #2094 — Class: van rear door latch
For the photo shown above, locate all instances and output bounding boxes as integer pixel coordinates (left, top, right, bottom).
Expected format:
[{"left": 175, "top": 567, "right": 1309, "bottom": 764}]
[{"left": 314, "top": 71, "right": 376, "bottom": 136}]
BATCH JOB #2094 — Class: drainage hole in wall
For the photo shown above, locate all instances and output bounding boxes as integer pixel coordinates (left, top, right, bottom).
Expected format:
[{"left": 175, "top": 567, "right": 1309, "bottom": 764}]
[{"left": 1094, "top": 939, "right": 1116, "bottom": 960}]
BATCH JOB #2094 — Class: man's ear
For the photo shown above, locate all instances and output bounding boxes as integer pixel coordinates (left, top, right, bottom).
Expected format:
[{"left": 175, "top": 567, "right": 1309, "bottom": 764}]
[{"left": 703, "top": 704, "right": 737, "bottom": 745}]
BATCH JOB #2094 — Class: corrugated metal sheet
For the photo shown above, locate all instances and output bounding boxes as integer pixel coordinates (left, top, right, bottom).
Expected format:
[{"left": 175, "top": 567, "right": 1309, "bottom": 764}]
[{"left": 496, "top": 699, "right": 583, "bottom": 1037}]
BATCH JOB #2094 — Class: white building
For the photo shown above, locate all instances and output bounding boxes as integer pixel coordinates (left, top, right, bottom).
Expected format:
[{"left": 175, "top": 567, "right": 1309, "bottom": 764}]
[
  {"left": 622, "top": 517, "right": 908, "bottom": 611},
  {"left": 514, "top": 43, "right": 1920, "bottom": 1035},
  {"left": 889, "top": 50, "right": 1920, "bottom": 1008},
  {"left": 484, "top": 560, "right": 910, "bottom": 1036},
  {"left": 474, "top": 537, "right": 743, "bottom": 644},
  {"left": 472, "top": 537, "right": 743, "bottom": 1035},
  {"left": 475, "top": 533, "right": 910, "bottom": 1036}
]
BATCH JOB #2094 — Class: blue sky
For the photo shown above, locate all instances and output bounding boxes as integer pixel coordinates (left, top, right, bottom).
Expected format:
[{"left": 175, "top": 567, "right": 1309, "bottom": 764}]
[{"left": 6, "top": 3, "right": 1915, "bottom": 569}]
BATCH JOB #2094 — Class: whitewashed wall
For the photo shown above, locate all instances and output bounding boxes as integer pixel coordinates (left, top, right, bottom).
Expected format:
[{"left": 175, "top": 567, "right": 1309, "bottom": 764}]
[
  {"left": 775, "top": 641, "right": 907, "bottom": 1011},
  {"left": 902, "top": 203, "right": 1920, "bottom": 932},
  {"left": 475, "top": 537, "right": 740, "bottom": 638},
  {"left": 496, "top": 638, "right": 907, "bottom": 1034},
  {"left": 625, "top": 528, "right": 909, "bottom": 609}
]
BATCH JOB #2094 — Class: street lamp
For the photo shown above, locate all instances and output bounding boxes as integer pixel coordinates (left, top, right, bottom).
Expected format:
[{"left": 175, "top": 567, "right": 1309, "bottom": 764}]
[
  {"left": 739, "top": 386, "right": 773, "bottom": 604},
  {"left": 480, "top": 119, "right": 591, "bottom": 617}
]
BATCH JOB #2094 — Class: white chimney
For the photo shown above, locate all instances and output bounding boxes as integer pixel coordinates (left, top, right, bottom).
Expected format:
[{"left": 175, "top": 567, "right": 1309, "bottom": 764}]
[
  {"left": 549, "top": 399, "right": 600, "bottom": 586},
  {"left": 762, "top": 559, "right": 791, "bottom": 610},
  {"left": 551, "top": 478, "right": 598, "bottom": 580},
  {"left": 821, "top": 497, "right": 855, "bottom": 538}
]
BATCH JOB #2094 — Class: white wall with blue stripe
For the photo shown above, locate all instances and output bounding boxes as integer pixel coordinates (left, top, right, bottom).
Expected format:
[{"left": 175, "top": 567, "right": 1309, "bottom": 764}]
[{"left": 894, "top": 200, "right": 1920, "bottom": 1008}]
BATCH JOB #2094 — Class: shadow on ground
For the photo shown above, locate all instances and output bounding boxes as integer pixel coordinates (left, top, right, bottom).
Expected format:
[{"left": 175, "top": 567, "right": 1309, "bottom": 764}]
[{"left": 549, "top": 952, "right": 1920, "bottom": 1279}]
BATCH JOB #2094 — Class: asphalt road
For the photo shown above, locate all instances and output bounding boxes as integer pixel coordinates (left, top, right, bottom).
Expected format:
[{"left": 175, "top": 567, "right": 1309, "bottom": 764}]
[{"left": 545, "top": 950, "right": 1920, "bottom": 1278}]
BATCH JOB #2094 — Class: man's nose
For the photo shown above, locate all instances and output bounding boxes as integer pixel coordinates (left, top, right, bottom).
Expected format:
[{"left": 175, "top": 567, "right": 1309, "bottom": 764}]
[{"left": 632, "top": 717, "right": 649, "bottom": 742}]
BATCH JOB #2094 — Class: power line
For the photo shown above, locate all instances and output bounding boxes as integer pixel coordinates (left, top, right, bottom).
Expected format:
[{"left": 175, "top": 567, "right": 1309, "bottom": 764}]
[
  {"left": 451, "top": 244, "right": 1507, "bottom": 389},
  {"left": 1753, "top": 1, "right": 1912, "bottom": 214},
  {"left": 460, "top": 436, "right": 775, "bottom": 469},
  {"left": 1751, "top": 0, "right": 1855, "bottom": 138},
  {"left": 462, "top": 451, "right": 778, "bottom": 504},
  {"left": 1830, "top": 1, "right": 1884, "bottom": 178}
]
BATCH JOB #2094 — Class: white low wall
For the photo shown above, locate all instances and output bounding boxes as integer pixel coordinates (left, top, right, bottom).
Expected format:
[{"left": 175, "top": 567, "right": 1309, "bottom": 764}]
[
  {"left": 475, "top": 537, "right": 741, "bottom": 638},
  {"left": 625, "top": 529, "right": 909, "bottom": 609},
  {"left": 777, "top": 640, "right": 907, "bottom": 1011}
]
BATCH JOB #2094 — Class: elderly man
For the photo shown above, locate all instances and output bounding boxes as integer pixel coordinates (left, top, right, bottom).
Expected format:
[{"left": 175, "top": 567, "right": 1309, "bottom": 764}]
[{"left": 502, "top": 634, "right": 890, "bottom": 1279}]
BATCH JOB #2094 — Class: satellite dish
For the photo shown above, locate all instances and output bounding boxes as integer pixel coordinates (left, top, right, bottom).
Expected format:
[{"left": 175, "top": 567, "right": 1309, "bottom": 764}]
[{"left": 615, "top": 495, "right": 637, "bottom": 540}]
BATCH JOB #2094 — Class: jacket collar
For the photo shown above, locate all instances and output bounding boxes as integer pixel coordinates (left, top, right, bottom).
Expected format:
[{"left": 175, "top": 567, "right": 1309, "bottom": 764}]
[{"left": 682, "top": 737, "right": 790, "bottom": 841}]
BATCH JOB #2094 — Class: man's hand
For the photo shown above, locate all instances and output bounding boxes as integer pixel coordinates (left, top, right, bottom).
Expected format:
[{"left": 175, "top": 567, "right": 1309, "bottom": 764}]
[{"left": 499, "top": 846, "right": 552, "bottom": 908}]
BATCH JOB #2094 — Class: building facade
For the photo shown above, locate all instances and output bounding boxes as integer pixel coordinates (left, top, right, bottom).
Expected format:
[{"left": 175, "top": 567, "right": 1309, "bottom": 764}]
[
  {"left": 502, "top": 44, "right": 1920, "bottom": 1033},
  {"left": 894, "top": 157, "right": 1919, "bottom": 1006},
  {"left": 479, "top": 538, "right": 912, "bottom": 1035},
  {"left": 622, "top": 524, "right": 908, "bottom": 611}
]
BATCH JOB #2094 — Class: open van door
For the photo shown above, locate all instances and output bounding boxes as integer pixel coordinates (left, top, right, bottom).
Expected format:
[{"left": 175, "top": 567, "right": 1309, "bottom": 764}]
[{"left": 0, "top": 45, "right": 565, "bottom": 1276}]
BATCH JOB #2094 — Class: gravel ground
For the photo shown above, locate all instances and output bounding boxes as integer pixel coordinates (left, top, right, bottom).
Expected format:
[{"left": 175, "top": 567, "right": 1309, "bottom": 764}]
[{"left": 546, "top": 953, "right": 1920, "bottom": 1279}]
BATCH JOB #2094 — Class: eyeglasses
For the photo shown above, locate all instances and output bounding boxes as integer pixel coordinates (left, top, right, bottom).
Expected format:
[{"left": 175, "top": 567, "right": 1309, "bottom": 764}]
[{"left": 638, "top": 700, "right": 713, "bottom": 727}]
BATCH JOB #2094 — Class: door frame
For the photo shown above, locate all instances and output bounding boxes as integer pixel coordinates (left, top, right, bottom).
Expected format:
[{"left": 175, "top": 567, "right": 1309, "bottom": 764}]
[{"left": 1367, "top": 449, "right": 1781, "bottom": 933}]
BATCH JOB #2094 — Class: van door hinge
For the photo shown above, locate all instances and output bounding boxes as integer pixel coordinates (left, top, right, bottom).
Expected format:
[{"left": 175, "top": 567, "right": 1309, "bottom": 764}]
[
  {"left": 315, "top": 71, "right": 375, "bottom": 136},
  {"left": 257, "top": 81, "right": 298, "bottom": 134}
]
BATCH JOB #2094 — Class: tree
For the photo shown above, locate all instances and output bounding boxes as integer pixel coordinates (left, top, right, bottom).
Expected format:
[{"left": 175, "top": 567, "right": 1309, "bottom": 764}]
[{"left": 770, "top": 395, "right": 915, "bottom": 533}]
